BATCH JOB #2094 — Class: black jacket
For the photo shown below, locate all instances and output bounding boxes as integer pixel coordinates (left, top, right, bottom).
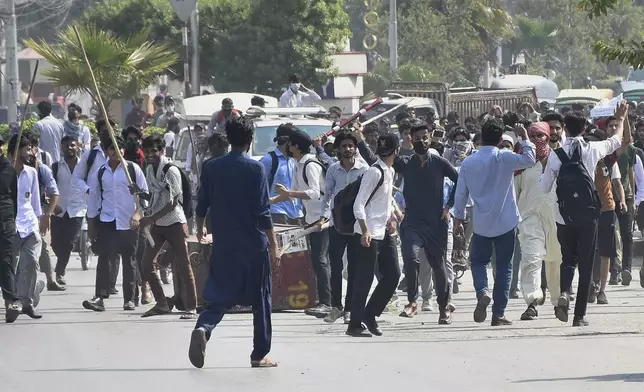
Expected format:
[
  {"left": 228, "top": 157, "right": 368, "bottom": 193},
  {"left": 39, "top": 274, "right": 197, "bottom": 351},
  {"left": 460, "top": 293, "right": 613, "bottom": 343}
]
[{"left": 0, "top": 155, "right": 17, "bottom": 221}]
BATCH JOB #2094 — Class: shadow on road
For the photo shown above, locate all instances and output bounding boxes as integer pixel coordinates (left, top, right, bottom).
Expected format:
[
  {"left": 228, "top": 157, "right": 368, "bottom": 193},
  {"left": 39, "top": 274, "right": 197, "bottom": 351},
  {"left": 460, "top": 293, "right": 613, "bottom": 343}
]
[{"left": 515, "top": 373, "right": 644, "bottom": 383}]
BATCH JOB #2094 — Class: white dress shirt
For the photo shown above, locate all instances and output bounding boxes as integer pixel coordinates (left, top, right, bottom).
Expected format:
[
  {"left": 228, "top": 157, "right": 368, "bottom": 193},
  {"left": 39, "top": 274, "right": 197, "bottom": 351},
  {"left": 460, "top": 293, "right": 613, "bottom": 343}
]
[
  {"left": 279, "top": 89, "right": 322, "bottom": 108},
  {"left": 16, "top": 165, "right": 42, "bottom": 238},
  {"left": 87, "top": 161, "right": 148, "bottom": 230},
  {"left": 292, "top": 154, "right": 325, "bottom": 224},
  {"left": 34, "top": 115, "right": 64, "bottom": 163},
  {"left": 353, "top": 159, "right": 395, "bottom": 240},
  {"left": 634, "top": 154, "right": 644, "bottom": 205},
  {"left": 163, "top": 132, "right": 175, "bottom": 148},
  {"left": 54, "top": 157, "right": 86, "bottom": 218},
  {"left": 540, "top": 135, "right": 621, "bottom": 224}
]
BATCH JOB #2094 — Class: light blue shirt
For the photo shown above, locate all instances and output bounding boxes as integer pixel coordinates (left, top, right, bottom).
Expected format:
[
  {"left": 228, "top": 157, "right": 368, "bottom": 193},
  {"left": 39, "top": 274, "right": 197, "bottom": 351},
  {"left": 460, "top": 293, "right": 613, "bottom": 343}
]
[
  {"left": 259, "top": 147, "right": 303, "bottom": 219},
  {"left": 34, "top": 115, "right": 64, "bottom": 163},
  {"left": 454, "top": 140, "right": 536, "bottom": 238}
]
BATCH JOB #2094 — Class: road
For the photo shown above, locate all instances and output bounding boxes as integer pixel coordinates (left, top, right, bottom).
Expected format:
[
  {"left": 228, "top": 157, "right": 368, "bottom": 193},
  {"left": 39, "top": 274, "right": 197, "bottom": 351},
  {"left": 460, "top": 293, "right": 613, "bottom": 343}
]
[{"left": 1, "top": 252, "right": 644, "bottom": 392}]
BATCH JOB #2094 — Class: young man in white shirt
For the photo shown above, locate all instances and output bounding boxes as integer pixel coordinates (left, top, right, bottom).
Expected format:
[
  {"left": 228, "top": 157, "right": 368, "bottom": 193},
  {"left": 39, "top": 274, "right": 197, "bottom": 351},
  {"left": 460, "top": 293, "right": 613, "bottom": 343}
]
[
  {"left": 138, "top": 134, "right": 198, "bottom": 320},
  {"left": 51, "top": 136, "right": 85, "bottom": 286},
  {"left": 278, "top": 73, "right": 322, "bottom": 108},
  {"left": 347, "top": 134, "right": 402, "bottom": 337},
  {"left": 275, "top": 130, "right": 331, "bottom": 317},
  {"left": 540, "top": 103, "right": 627, "bottom": 326},
  {"left": 84, "top": 135, "right": 148, "bottom": 312},
  {"left": 8, "top": 133, "right": 44, "bottom": 319}
]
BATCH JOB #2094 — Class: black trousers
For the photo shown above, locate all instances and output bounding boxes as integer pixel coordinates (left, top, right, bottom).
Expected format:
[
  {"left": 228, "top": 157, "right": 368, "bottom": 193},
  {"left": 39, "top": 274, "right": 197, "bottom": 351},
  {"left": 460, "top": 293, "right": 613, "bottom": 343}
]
[
  {"left": 328, "top": 226, "right": 357, "bottom": 311},
  {"left": 0, "top": 219, "right": 17, "bottom": 301},
  {"left": 51, "top": 214, "right": 83, "bottom": 276},
  {"left": 95, "top": 221, "right": 138, "bottom": 302},
  {"left": 615, "top": 205, "right": 634, "bottom": 273},
  {"left": 557, "top": 221, "right": 598, "bottom": 318},
  {"left": 309, "top": 229, "right": 331, "bottom": 306},
  {"left": 349, "top": 233, "right": 401, "bottom": 329},
  {"left": 401, "top": 227, "right": 449, "bottom": 308}
]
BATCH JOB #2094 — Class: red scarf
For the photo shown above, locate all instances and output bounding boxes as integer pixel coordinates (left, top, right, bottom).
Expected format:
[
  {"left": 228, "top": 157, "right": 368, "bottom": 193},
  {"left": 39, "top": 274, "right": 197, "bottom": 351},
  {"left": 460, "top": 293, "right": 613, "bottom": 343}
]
[{"left": 514, "top": 122, "right": 551, "bottom": 176}]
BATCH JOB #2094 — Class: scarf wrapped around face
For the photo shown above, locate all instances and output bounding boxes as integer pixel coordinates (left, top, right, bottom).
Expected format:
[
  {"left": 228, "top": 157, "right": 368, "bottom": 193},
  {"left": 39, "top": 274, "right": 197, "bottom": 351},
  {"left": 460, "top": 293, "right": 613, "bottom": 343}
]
[{"left": 529, "top": 121, "right": 551, "bottom": 161}]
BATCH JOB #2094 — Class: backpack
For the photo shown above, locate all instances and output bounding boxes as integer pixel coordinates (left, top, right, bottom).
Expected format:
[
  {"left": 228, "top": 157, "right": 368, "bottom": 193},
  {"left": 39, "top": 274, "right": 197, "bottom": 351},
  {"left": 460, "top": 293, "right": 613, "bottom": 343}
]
[
  {"left": 85, "top": 148, "right": 99, "bottom": 181},
  {"left": 302, "top": 159, "right": 328, "bottom": 195},
  {"left": 267, "top": 151, "right": 279, "bottom": 188},
  {"left": 554, "top": 143, "right": 601, "bottom": 226},
  {"left": 52, "top": 162, "right": 59, "bottom": 182},
  {"left": 162, "top": 163, "right": 194, "bottom": 219},
  {"left": 97, "top": 161, "right": 137, "bottom": 211},
  {"left": 331, "top": 164, "right": 385, "bottom": 235}
]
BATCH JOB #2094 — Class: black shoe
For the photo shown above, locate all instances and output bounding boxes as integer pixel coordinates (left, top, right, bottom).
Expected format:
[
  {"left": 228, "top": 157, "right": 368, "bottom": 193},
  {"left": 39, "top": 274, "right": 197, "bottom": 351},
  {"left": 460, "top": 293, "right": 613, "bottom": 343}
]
[
  {"left": 439, "top": 308, "right": 452, "bottom": 325},
  {"left": 21, "top": 306, "right": 42, "bottom": 319},
  {"left": 596, "top": 291, "right": 608, "bottom": 305},
  {"left": 188, "top": 328, "right": 207, "bottom": 368},
  {"left": 453, "top": 281, "right": 459, "bottom": 294},
  {"left": 491, "top": 315, "right": 512, "bottom": 326},
  {"left": 555, "top": 293, "right": 569, "bottom": 323},
  {"left": 82, "top": 297, "right": 105, "bottom": 312},
  {"left": 572, "top": 317, "right": 589, "bottom": 327},
  {"left": 520, "top": 304, "right": 538, "bottom": 321},
  {"left": 473, "top": 293, "right": 491, "bottom": 323},
  {"left": 622, "top": 270, "right": 632, "bottom": 286},
  {"left": 363, "top": 318, "right": 383, "bottom": 336},
  {"left": 47, "top": 281, "right": 66, "bottom": 292},
  {"left": 346, "top": 324, "right": 372, "bottom": 337},
  {"left": 588, "top": 285, "right": 597, "bottom": 304},
  {"left": 537, "top": 288, "right": 546, "bottom": 306},
  {"left": 109, "top": 287, "right": 119, "bottom": 295},
  {"left": 609, "top": 273, "right": 620, "bottom": 285},
  {"left": 5, "top": 303, "right": 20, "bottom": 323},
  {"left": 56, "top": 275, "right": 66, "bottom": 286},
  {"left": 509, "top": 290, "right": 520, "bottom": 299}
]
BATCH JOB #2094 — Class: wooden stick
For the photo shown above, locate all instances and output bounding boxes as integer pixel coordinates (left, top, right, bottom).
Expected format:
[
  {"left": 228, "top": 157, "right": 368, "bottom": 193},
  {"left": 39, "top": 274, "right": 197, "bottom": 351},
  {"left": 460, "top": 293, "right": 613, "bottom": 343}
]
[
  {"left": 13, "top": 60, "right": 40, "bottom": 166},
  {"left": 72, "top": 26, "right": 133, "bottom": 185}
]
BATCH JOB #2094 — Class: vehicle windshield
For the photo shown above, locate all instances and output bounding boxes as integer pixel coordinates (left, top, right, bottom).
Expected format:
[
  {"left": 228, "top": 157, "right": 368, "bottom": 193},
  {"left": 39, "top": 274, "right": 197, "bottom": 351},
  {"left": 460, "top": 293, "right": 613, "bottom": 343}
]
[
  {"left": 628, "top": 68, "right": 644, "bottom": 82},
  {"left": 253, "top": 124, "right": 330, "bottom": 156},
  {"left": 362, "top": 102, "right": 437, "bottom": 121}
]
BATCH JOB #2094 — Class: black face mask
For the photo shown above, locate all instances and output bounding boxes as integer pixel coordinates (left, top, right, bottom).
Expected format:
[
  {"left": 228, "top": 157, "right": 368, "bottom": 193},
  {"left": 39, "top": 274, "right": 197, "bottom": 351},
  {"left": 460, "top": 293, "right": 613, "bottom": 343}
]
[
  {"left": 413, "top": 141, "right": 429, "bottom": 155},
  {"left": 125, "top": 140, "right": 140, "bottom": 153}
]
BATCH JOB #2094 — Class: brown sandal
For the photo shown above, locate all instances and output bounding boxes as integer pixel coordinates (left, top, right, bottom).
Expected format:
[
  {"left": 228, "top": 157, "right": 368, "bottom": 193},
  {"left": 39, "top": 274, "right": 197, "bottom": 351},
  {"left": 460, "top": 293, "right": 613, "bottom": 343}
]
[
  {"left": 251, "top": 357, "right": 279, "bottom": 368},
  {"left": 141, "top": 306, "right": 171, "bottom": 318}
]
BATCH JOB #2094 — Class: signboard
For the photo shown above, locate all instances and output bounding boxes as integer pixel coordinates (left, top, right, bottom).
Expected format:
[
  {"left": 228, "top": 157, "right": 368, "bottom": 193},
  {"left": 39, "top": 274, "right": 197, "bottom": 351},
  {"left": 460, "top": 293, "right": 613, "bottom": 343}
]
[
  {"left": 590, "top": 94, "right": 623, "bottom": 118},
  {"left": 169, "top": 0, "right": 198, "bottom": 22}
]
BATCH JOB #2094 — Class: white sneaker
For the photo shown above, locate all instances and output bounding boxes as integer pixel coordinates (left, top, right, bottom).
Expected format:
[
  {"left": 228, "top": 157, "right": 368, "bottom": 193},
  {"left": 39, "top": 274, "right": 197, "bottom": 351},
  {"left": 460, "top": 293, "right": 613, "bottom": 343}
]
[
  {"left": 422, "top": 299, "right": 433, "bottom": 312},
  {"left": 323, "top": 307, "right": 344, "bottom": 324}
]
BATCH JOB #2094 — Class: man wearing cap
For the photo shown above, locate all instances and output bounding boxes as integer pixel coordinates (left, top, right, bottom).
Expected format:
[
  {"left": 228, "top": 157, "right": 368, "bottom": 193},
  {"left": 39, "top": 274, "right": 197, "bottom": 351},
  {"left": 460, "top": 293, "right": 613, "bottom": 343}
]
[
  {"left": 279, "top": 74, "right": 322, "bottom": 108},
  {"left": 262, "top": 123, "right": 304, "bottom": 225},
  {"left": 514, "top": 122, "right": 562, "bottom": 320},
  {"left": 208, "top": 98, "right": 241, "bottom": 136},
  {"left": 275, "top": 129, "right": 331, "bottom": 318},
  {"left": 347, "top": 133, "right": 401, "bottom": 337},
  {"left": 83, "top": 135, "right": 148, "bottom": 312}
]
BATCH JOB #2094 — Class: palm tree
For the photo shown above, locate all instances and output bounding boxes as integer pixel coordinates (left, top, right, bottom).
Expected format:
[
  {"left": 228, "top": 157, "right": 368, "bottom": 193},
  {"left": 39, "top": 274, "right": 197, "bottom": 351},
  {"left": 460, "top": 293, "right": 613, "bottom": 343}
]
[
  {"left": 509, "top": 17, "right": 559, "bottom": 67},
  {"left": 24, "top": 25, "right": 177, "bottom": 111}
]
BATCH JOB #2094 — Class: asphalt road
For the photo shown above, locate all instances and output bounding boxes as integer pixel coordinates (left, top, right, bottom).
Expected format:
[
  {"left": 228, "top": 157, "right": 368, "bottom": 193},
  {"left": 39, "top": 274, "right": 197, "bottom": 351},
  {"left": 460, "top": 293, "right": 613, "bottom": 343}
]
[{"left": 2, "top": 252, "right": 644, "bottom": 392}]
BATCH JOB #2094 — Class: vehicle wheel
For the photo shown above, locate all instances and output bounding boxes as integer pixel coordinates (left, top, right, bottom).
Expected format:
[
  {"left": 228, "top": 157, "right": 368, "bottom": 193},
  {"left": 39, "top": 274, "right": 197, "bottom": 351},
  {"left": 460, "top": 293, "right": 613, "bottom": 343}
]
[{"left": 80, "top": 230, "right": 90, "bottom": 271}]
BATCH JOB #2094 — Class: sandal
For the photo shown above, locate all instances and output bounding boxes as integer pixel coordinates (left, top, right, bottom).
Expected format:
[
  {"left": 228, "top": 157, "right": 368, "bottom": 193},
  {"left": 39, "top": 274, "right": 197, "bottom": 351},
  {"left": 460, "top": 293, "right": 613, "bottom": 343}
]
[
  {"left": 141, "top": 306, "right": 171, "bottom": 318},
  {"left": 251, "top": 357, "right": 279, "bottom": 368},
  {"left": 180, "top": 311, "right": 197, "bottom": 320},
  {"left": 399, "top": 302, "right": 418, "bottom": 318}
]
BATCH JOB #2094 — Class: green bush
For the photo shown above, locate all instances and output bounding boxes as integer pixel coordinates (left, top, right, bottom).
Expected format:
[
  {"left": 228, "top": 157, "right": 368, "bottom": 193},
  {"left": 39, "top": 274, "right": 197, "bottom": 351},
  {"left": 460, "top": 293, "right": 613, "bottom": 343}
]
[{"left": 144, "top": 126, "right": 166, "bottom": 138}]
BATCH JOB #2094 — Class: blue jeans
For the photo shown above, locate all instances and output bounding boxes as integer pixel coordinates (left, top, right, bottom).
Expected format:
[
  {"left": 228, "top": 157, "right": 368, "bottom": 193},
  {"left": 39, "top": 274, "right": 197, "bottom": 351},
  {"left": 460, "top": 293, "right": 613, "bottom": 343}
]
[{"left": 471, "top": 227, "right": 516, "bottom": 317}]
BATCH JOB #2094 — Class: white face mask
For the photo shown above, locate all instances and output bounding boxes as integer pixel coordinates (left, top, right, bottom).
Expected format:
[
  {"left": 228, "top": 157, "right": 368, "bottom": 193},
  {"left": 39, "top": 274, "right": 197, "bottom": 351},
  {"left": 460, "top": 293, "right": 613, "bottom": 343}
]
[{"left": 290, "top": 83, "right": 301, "bottom": 92}]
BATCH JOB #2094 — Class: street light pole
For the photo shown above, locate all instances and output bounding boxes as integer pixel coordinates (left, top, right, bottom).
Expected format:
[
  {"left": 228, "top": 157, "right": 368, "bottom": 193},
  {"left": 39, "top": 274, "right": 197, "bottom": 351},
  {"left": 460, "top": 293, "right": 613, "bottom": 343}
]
[
  {"left": 6, "top": 0, "right": 20, "bottom": 123},
  {"left": 182, "top": 24, "right": 191, "bottom": 98},
  {"left": 389, "top": 0, "right": 398, "bottom": 77},
  {"left": 190, "top": 9, "right": 200, "bottom": 96}
]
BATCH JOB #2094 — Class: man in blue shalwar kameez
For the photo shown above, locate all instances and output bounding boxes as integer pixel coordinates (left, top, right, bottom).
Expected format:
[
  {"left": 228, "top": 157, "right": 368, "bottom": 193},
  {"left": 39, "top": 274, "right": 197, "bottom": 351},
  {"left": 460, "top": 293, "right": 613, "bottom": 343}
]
[{"left": 188, "top": 116, "right": 281, "bottom": 369}]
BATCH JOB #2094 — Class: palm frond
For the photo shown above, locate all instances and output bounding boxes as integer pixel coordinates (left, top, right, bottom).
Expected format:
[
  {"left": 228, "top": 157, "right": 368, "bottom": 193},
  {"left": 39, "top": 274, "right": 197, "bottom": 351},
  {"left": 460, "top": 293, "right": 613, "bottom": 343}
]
[
  {"left": 577, "top": 0, "right": 618, "bottom": 20},
  {"left": 592, "top": 39, "right": 644, "bottom": 69}
]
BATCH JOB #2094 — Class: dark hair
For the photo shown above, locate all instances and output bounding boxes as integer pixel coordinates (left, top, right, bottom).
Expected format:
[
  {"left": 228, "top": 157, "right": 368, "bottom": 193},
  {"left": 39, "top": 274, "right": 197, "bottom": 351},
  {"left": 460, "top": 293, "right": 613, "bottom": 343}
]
[
  {"left": 251, "top": 96, "right": 266, "bottom": 107},
  {"left": 167, "top": 117, "right": 180, "bottom": 128},
  {"left": 104, "top": 135, "right": 126, "bottom": 150},
  {"left": 122, "top": 126, "right": 143, "bottom": 140},
  {"left": 502, "top": 111, "right": 520, "bottom": 128},
  {"left": 564, "top": 111, "right": 587, "bottom": 137},
  {"left": 288, "top": 130, "right": 312, "bottom": 154},
  {"left": 472, "top": 132, "right": 482, "bottom": 145},
  {"left": 481, "top": 119, "right": 505, "bottom": 146},
  {"left": 464, "top": 116, "right": 476, "bottom": 124},
  {"left": 225, "top": 116, "right": 254, "bottom": 148},
  {"left": 68, "top": 109, "right": 79, "bottom": 122},
  {"left": 451, "top": 126, "right": 471, "bottom": 141},
  {"left": 8, "top": 131, "right": 36, "bottom": 155},
  {"left": 275, "top": 123, "right": 299, "bottom": 146},
  {"left": 95, "top": 118, "right": 115, "bottom": 132},
  {"left": 410, "top": 122, "right": 431, "bottom": 136},
  {"left": 329, "top": 106, "right": 342, "bottom": 117},
  {"left": 542, "top": 112, "right": 564, "bottom": 126},
  {"left": 68, "top": 103, "right": 82, "bottom": 113},
  {"left": 37, "top": 101, "right": 52, "bottom": 117},
  {"left": 222, "top": 98, "right": 233, "bottom": 106},
  {"left": 398, "top": 119, "right": 412, "bottom": 134},
  {"left": 560, "top": 106, "right": 572, "bottom": 115},
  {"left": 606, "top": 116, "right": 618, "bottom": 125},
  {"left": 333, "top": 131, "right": 358, "bottom": 149},
  {"left": 208, "top": 133, "right": 229, "bottom": 150},
  {"left": 288, "top": 73, "right": 301, "bottom": 83},
  {"left": 363, "top": 122, "right": 380, "bottom": 135},
  {"left": 447, "top": 111, "right": 460, "bottom": 123},
  {"left": 61, "top": 135, "right": 77, "bottom": 145},
  {"left": 395, "top": 112, "right": 411, "bottom": 125},
  {"left": 142, "top": 134, "right": 166, "bottom": 150}
]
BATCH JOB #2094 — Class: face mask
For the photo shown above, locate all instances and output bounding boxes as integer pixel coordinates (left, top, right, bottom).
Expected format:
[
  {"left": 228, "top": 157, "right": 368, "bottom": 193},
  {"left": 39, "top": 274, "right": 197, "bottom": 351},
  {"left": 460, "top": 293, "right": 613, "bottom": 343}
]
[
  {"left": 125, "top": 140, "right": 140, "bottom": 153},
  {"left": 290, "top": 83, "right": 301, "bottom": 92},
  {"left": 413, "top": 141, "right": 429, "bottom": 155},
  {"left": 167, "top": 105, "right": 175, "bottom": 113},
  {"left": 454, "top": 141, "right": 470, "bottom": 155}
]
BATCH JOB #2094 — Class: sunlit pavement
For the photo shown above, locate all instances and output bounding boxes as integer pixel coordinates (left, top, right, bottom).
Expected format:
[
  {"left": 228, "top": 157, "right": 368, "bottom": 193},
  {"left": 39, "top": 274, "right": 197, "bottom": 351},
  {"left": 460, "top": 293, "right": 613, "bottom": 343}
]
[{"left": 1, "top": 251, "right": 644, "bottom": 392}]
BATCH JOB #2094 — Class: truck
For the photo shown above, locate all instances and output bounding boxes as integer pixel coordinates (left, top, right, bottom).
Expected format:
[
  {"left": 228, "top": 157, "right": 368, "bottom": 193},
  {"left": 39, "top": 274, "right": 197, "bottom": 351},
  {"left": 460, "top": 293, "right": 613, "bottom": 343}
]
[{"left": 384, "top": 81, "right": 539, "bottom": 120}]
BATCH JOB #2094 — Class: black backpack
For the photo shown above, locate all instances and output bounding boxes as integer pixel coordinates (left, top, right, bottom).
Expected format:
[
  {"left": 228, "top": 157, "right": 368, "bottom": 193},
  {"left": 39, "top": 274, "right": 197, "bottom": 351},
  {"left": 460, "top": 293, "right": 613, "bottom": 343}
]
[
  {"left": 162, "top": 163, "right": 194, "bottom": 219},
  {"left": 331, "top": 164, "right": 385, "bottom": 235},
  {"left": 267, "top": 151, "right": 279, "bottom": 188},
  {"left": 85, "top": 148, "right": 99, "bottom": 182},
  {"left": 554, "top": 143, "right": 601, "bottom": 226},
  {"left": 302, "top": 159, "right": 328, "bottom": 195}
]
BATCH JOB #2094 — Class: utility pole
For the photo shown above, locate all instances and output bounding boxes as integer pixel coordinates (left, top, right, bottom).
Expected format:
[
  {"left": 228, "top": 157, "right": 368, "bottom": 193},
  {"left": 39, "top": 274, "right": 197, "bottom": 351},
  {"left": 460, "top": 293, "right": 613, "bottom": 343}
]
[
  {"left": 190, "top": 9, "right": 199, "bottom": 96},
  {"left": 169, "top": 0, "right": 199, "bottom": 98},
  {"left": 5, "top": 0, "right": 19, "bottom": 123},
  {"left": 182, "top": 24, "right": 191, "bottom": 98},
  {"left": 389, "top": 0, "right": 398, "bottom": 77}
]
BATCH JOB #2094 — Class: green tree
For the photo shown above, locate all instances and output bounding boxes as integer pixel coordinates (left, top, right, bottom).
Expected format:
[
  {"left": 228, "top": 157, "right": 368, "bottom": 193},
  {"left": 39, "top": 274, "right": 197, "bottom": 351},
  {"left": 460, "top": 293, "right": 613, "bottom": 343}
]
[
  {"left": 24, "top": 25, "right": 177, "bottom": 110},
  {"left": 508, "top": 17, "right": 559, "bottom": 67}
]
